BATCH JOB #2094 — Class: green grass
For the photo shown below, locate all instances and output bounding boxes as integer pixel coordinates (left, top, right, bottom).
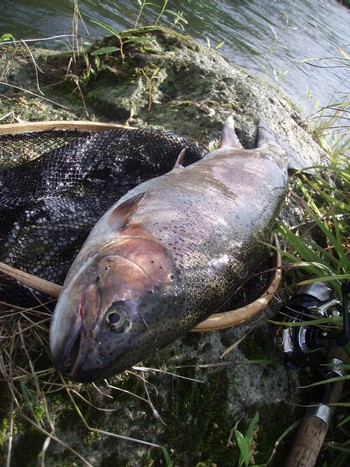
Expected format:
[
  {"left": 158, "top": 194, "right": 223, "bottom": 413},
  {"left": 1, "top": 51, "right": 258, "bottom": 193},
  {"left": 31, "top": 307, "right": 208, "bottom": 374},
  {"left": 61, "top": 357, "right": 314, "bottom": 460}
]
[
  {"left": 279, "top": 156, "right": 350, "bottom": 289},
  {"left": 276, "top": 119, "right": 350, "bottom": 465}
]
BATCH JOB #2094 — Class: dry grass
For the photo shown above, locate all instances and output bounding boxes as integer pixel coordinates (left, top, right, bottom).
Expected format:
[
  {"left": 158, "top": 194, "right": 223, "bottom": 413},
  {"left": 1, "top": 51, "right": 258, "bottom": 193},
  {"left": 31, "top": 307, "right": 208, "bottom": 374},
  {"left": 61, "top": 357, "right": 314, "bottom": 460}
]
[{"left": 0, "top": 301, "right": 176, "bottom": 466}]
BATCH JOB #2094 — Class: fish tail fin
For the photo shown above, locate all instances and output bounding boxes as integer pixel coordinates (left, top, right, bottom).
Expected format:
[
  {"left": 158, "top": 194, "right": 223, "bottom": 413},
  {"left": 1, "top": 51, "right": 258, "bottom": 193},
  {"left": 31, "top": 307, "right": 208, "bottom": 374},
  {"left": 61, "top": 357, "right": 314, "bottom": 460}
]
[
  {"left": 256, "top": 120, "right": 275, "bottom": 148},
  {"left": 257, "top": 119, "right": 322, "bottom": 172}
]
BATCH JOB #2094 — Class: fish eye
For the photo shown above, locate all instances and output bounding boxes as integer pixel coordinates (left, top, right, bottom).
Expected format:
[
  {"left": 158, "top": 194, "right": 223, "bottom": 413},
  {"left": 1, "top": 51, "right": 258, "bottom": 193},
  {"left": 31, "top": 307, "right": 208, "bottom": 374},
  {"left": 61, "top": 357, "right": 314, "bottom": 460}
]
[
  {"left": 108, "top": 312, "right": 122, "bottom": 325},
  {"left": 105, "top": 301, "right": 132, "bottom": 334}
]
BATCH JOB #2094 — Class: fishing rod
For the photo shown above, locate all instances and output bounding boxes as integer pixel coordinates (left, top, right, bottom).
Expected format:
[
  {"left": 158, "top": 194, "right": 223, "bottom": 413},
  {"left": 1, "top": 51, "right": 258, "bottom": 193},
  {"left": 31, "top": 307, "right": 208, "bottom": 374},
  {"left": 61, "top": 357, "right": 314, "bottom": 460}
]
[{"left": 275, "top": 281, "right": 350, "bottom": 467}]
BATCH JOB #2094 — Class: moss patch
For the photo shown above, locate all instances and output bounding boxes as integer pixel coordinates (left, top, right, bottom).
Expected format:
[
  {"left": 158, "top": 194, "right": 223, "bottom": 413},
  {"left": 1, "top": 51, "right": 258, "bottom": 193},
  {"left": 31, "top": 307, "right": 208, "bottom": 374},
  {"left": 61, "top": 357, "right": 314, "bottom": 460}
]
[{"left": 164, "top": 368, "right": 233, "bottom": 465}]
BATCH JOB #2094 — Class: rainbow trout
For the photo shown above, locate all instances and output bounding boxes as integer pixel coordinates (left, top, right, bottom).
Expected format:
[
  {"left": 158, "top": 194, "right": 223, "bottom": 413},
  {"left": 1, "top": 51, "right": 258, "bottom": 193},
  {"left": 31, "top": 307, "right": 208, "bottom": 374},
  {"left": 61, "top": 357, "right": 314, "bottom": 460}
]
[{"left": 50, "top": 117, "right": 287, "bottom": 382}]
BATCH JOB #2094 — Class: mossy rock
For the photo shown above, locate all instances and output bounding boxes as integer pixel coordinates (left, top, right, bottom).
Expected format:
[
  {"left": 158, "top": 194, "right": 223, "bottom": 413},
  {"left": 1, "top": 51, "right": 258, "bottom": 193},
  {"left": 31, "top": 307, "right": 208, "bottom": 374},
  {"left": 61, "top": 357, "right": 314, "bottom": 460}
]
[{"left": 0, "top": 26, "right": 322, "bottom": 166}]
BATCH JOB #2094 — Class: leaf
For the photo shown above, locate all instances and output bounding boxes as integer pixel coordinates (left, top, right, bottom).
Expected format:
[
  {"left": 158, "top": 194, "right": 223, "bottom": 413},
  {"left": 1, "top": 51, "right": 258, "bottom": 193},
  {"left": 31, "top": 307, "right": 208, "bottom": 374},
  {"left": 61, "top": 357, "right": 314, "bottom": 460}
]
[
  {"left": 235, "top": 429, "right": 250, "bottom": 466},
  {"left": 0, "top": 33, "right": 15, "bottom": 42},
  {"left": 337, "top": 413, "right": 350, "bottom": 428},
  {"left": 91, "top": 19, "right": 120, "bottom": 37},
  {"left": 215, "top": 40, "right": 225, "bottom": 50},
  {"left": 166, "top": 9, "right": 188, "bottom": 24},
  {"left": 91, "top": 46, "right": 120, "bottom": 56},
  {"left": 338, "top": 46, "right": 350, "bottom": 62},
  {"left": 160, "top": 446, "right": 174, "bottom": 467},
  {"left": 245, "top": 412, "right": 259, "bottom": 445}
]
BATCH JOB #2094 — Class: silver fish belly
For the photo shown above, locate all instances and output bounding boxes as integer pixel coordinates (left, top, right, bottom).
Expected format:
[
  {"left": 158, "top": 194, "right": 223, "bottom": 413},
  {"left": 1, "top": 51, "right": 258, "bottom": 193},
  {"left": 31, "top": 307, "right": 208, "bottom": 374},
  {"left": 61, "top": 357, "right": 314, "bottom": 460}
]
[{"left": 50, "top": 117, "right": 287, "bottom": 382}]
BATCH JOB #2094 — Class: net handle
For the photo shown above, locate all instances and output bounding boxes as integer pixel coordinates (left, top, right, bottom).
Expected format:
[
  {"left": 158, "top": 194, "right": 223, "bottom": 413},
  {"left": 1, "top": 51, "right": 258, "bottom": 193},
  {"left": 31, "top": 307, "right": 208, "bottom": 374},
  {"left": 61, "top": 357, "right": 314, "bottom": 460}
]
[{"left": 0, "top": 120, "right": 135, "bottom": 135}]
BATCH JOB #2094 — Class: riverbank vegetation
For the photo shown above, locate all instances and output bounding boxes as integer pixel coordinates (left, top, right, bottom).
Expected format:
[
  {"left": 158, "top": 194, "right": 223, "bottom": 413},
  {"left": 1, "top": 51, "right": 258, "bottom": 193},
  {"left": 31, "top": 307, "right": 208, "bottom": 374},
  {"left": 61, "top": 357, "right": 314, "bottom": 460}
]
[
  {"left": 279, "top": 98, "right": 350, "bottom": 465},
  {"left": 0, "top": 1, "right": 349, "bottom": 465}
]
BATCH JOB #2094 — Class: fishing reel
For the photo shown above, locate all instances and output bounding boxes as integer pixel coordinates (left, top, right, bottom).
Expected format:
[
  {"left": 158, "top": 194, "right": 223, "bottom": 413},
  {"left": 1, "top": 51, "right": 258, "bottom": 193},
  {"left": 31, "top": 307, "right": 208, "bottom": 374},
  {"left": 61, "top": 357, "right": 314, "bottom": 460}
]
[{"left": 275, "top": 281, "right": 350, "bottom": 370}]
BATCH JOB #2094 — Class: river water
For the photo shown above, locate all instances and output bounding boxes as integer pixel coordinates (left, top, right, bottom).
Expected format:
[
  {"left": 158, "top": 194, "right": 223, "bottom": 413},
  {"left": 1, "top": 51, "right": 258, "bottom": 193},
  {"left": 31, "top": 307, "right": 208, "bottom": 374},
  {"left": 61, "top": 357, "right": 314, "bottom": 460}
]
[{"left": 1, "top": 0, "right": 349, "bottom": 116}]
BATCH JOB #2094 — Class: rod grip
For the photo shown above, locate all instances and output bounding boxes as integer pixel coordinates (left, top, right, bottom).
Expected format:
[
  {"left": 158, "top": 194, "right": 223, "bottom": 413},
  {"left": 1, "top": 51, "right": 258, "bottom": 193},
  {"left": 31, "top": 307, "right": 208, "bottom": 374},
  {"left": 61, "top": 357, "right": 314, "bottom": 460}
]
[
  {"left": 284, "top": 415, "right": 328, "bottom": 467},
  {"left": 284, "top": 348, "right": 346, "bottom": 467}
]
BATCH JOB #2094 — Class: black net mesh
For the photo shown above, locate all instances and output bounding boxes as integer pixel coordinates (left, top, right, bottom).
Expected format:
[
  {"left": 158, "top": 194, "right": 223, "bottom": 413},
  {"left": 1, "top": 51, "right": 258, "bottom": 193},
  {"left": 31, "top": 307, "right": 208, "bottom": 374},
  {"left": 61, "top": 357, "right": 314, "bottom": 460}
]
[{"left": 0, "top": 127, "right": 205, "bottom": 306}]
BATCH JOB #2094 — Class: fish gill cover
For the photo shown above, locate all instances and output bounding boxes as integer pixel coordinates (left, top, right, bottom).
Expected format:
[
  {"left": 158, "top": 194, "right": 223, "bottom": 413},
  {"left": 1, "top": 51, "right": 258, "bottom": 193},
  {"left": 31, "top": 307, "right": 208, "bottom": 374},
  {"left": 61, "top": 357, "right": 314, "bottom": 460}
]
[{"left": 0, "top": 127, "right": 205, "bottom": 306}]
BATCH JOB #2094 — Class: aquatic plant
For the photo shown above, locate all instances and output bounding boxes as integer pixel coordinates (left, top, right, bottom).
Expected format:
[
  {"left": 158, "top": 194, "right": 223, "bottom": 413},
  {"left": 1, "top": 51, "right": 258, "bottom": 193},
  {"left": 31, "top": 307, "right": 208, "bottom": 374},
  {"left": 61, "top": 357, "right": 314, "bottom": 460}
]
[{"left": 135, "top": 0, "right": 189, "bottom": 30}]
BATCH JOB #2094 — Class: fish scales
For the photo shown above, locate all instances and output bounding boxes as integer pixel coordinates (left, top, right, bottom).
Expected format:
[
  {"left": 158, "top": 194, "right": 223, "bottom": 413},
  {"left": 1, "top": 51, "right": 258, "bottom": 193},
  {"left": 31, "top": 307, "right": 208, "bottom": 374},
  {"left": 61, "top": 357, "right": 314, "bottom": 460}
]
[
  {"left": 50, "top": 117, "right": 287, "bottom": 382},
  {"left": 121, "top": 149, "right": 284, "bottom": 313}
]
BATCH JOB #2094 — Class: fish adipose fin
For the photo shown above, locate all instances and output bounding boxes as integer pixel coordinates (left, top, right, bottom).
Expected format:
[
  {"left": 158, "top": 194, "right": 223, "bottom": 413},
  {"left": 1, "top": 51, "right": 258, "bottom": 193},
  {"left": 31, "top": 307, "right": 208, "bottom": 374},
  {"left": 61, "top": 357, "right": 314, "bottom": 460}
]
[
  {"left": 220, "top": 115, "right": 243, "bottom": 149},
  {"left": 107, "top": 193, "right": 146, "bottom": 230}
]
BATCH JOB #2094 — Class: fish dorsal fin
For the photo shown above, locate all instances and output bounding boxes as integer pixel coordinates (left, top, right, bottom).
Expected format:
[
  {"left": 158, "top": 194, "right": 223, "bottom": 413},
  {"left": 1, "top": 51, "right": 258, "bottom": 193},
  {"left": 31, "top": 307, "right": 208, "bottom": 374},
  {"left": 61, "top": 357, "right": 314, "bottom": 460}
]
[
  {"left": 107, "top": 193, "right": 146, "bottom": 230},
  {"left": 173, "top": 148, "right": 186, "bottom": 169},
  {"left": 220, "top": 116, "right": 243, "bottom": 149}
]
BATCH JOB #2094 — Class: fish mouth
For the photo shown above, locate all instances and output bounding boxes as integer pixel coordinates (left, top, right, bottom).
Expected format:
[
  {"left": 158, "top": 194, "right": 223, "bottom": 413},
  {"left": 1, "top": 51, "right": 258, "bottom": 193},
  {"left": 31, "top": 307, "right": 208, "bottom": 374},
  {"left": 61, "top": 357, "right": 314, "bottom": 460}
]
[
  {"left": 51, "top": 281, "right": 101, "bottom": 379},
  {"left": 51, "top": 312, "right": 83, "bottom": 373},
  {"left": 52, "top": 314, "right": 94, "bottom": 382},
  {"left": 51, "top": 304, "right": 98, "bottom": 383}
]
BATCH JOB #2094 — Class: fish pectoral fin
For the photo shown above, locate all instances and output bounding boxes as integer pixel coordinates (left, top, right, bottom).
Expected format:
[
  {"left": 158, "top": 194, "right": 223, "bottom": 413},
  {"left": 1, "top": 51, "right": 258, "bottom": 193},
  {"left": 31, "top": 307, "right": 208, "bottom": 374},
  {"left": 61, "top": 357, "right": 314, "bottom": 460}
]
[
  {"left": 220, "top": 115, "right": 243, "bottom": 149},
  {"left": 107, "top": 192, "right": 146, "bottom": 230},
  {"left": 172, "top": 148, "right": 186, "bottom": 169}
]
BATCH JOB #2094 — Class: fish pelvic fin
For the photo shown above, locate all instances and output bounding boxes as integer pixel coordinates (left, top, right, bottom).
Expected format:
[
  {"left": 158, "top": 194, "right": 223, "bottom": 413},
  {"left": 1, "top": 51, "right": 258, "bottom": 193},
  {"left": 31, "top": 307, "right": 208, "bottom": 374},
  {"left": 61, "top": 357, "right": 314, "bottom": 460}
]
[
  {"left": 107, "top": 193, "right": 146, "bottom": 231},
  {"left": 220, "top": 116, "right": 243, "bottom": 149}
]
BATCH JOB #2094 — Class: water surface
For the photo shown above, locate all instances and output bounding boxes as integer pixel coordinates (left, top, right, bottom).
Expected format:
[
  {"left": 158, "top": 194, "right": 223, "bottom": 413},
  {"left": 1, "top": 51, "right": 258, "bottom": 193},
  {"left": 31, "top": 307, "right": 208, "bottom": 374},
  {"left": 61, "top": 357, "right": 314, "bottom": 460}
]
[{"left": 1, "top": 0, "right": 349, "bottom": 114}]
